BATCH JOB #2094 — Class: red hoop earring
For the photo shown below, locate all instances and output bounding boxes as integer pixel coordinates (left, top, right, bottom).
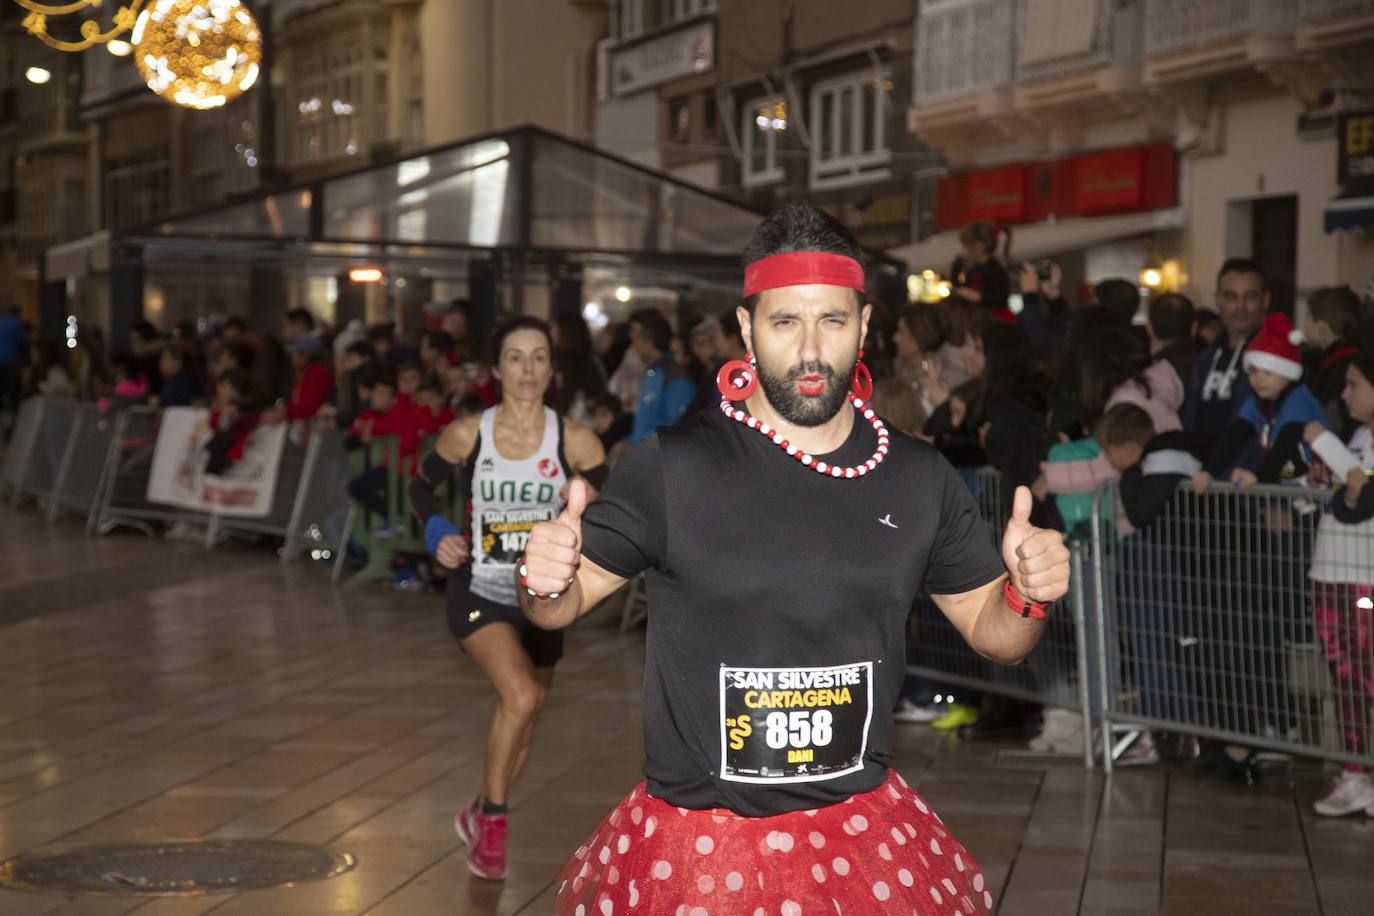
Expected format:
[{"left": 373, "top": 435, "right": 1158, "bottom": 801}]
[
  {"left": 851, "top": 349, "right": 873, "bottom": 401},
  {"left": 716, "top": 355, "right": 758, "bottom": 401}
]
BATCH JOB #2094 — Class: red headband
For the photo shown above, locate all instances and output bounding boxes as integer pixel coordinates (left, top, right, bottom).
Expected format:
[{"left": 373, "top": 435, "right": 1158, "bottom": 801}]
[{"left": 743, "top": 251, "right": 865, "bottom": 298}]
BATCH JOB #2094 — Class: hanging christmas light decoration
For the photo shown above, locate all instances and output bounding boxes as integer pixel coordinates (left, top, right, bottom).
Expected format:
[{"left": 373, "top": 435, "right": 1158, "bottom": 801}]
[
  {"left": 131, "top": 0, "right": 261, "bottom": 110},
  {"left": 15, "top": 0, "right": 147, "bottom": 52}
]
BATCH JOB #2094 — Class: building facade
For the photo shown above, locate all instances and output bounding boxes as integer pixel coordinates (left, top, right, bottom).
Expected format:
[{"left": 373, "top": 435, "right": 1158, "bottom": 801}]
[
  {"left": 596, "top": 0, "right": 929, "bottom": 253},
  {"left": 11, "top": 0, "right": 607, "bottom": 345},
  {"left": 904, "top": 0, "right": 1374, "bottom": 316}
]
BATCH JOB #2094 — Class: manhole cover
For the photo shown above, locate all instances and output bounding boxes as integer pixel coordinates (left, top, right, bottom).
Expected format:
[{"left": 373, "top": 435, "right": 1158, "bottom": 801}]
[{"left": 0, "top": 840, "right": 356, "bottom": 896}]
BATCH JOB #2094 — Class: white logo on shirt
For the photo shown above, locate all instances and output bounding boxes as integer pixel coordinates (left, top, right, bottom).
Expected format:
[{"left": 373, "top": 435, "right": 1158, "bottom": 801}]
[{"left": 878, "top": 514, "right": 899, "bottom": 529}]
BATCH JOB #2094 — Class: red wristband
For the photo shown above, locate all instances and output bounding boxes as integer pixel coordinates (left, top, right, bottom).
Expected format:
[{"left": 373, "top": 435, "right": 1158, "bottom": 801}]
[{"left": 1004, "top": 578, "right": 1050, "bottom": 620}]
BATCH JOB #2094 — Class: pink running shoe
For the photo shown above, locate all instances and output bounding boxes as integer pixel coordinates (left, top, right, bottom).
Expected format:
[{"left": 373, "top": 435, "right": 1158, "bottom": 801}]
[
  {"left": 454, "top": 799, "right": 479, "bottom": 847},
  {"left": 467, "top": 810, "right": 508, "bottom": 880}
]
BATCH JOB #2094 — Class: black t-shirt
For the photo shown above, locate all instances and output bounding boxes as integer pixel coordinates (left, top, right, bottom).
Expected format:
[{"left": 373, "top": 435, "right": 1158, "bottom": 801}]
[{"left": 581, "top": 405, "right": 1005, "bottom": 817}]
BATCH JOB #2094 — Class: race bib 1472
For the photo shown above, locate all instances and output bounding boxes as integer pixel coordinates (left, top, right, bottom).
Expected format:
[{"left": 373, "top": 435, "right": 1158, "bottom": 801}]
[{"left": 718, "top": 662, "right": 873, "bottom": 784}]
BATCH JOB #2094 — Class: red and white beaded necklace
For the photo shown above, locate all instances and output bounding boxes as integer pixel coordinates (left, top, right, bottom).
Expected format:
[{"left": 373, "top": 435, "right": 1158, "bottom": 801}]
[{"left": 718, "top": 395, "right": 889, "bottom": 479}]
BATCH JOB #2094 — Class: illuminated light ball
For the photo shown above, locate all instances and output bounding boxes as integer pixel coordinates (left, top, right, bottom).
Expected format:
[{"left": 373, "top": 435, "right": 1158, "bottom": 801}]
[{"left": 132, "top": 0, "right": 262, "bottom": 110}]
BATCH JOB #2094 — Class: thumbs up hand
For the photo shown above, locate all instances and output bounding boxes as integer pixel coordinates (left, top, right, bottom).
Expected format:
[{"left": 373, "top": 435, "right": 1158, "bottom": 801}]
[
  {"left": 1001, "top": 485, "right": 1071, "bottom": 606},
  {"left": 523, "top": 478, "right": 588, "bottom": 598}
]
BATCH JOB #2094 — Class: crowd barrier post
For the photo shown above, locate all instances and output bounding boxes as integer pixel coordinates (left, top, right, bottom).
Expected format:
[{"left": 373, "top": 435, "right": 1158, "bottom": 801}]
[{"left": 0, "top": 396, "right": 44, "bottom": 503}]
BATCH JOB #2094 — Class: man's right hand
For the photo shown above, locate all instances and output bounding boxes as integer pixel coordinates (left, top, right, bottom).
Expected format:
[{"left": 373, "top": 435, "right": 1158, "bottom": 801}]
[{"left": 523, "top": 478, "right": 588, "bottom": 596}]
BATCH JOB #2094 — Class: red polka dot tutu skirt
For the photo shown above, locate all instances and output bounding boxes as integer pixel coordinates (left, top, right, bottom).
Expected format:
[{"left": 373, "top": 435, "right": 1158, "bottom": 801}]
[{"left": 555, "top": 770, "right": 993, "bottom": 915}]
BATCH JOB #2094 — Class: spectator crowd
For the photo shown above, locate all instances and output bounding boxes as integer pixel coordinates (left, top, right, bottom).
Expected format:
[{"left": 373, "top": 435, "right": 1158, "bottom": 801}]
[{"left": 3, "top": 219, "right": 1374, "bottom": 813}]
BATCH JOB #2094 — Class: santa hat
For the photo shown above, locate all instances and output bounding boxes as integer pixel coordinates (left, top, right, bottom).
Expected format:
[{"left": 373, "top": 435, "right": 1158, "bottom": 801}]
[{"left": 1242, "top": 312, "right": 1304, "bottom": 381}]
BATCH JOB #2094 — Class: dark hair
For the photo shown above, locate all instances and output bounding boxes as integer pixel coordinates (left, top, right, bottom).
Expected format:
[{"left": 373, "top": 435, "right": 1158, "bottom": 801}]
[
  {"left": 1096, "top": 403, "right": 1155, "bottom": 448},
  {"left": 741, "top": 204, "right": 863, "bottom": 316},
  {"left": 218, "top": 368, "right": 249, "bottom": 395},
  {"left": 629, "top": 308, "right": 673, "bottom": 354},
  {"left": 1217, "top": 257, "right": 1267, "bottom": 291},
  {"left": 222, "top": 341, "right": 257, "bottom": 371},
  {"left": 958, "top": 220, "right": 1011, "bottom": 261},
  {"left": 455, "top": 392, "right": 486, "bottom": 415},
  {"left": 488, "top": 316, "right": 553, "bottom": 365},
  {"left": 395, "top": 359, "right": 422, "bottom": 376},
  {"left": 354, "top": 364, "right": 382, "bottom": 390},
  {"left": 131, "top": 320, "right": 158, "bottom": 341},
  {"left": 1079, "top": 327, "right": 1151, "bottom": 424},
  {"left": 285, "top": 308, "right": 315, "bottom": 329},
  {"left": 1093, "top": 278, "right": 1140, "bottom": 324},
  {"left": 345, "top": 341, "right": 373, "bottom": 360},
  {"left": 900, "top": 303, "right": 951, "bottom": 353},
  {"left": 366, "top": 322, "right": 395, "bottom": 343},
  {"left": 1148, "top": 292, "right": 1195, "bottom": 342},
  {"left": 1351, "top": 348, "right": 1374, "bottom": 389},
  {"left": 553, "top": 314, "right": 595, "bottom": 353},
  {"left": 1308, "top": 286, "right": 1362, "bottom": 342},
  {"left": 718, "top": 308, "right": 744, "bottom": 347},
  {"left": 418, "top": 374, "right": 443, "bottom": 395},
  {"left": 982, "top": 321, "right": 1043, "bottom": 409},
  {"left": 222, "top": 316, "right": 247, "bottom": 333},
  {"left": 371, "top": 367, "right": 398, "bottom": 391},
  {"left": 590, "top": 393, "right": 621, "bottom": 416},
  {"left": 423, "top": 330, "right": 455, "bottom": 354}
]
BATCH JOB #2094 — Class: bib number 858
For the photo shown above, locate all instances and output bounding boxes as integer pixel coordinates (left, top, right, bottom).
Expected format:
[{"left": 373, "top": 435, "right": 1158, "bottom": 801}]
[{"left": 764, "top": 710, "right": 834, "bottom": 750}]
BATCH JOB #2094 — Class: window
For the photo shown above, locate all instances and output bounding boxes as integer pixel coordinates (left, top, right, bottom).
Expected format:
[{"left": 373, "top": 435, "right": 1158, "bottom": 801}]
[
  {"left": 809, "top": 70, "right": 891, "bottom": 190},
  {"left": 672, "top": 0, "right": 715, "bottom": 19},
  {"left": 669, "top": 96, "right": 691, "bottom": 143},
  {"left": 620, "top": 0, "right": 644, "bottom": 38},
  {"left": 741, "top": 96, "right": 785, "bottom": 187}
]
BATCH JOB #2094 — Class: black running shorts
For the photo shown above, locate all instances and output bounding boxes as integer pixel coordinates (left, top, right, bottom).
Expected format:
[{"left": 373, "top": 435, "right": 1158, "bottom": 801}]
[{"left": 445, "top": 576, "right": 565, "bottom": 669}]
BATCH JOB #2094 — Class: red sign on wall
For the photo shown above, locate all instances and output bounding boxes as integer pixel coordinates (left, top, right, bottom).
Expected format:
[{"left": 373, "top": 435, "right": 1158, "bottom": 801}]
[
  {"left": 935, "top": 144, "right": 1176, "bottom": 231},
  {"left": 967, "top": 165, "right": 1031, "bottom": 222}
]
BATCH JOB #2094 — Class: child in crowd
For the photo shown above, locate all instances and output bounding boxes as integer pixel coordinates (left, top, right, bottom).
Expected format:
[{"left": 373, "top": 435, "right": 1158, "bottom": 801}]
[
  {"left": 1026, "top": 404, "right": 1155, "bottom": 756},
  {"left": 205, "top": 370, "right": 259, "bottom": 475},
  {"left": 99, "top": 353, "right": 151, "bottom": 414},
  {"left": 1194, "top": 312, "right": 1330, "bottom": 491},
  {"left": 1191, "top": 311, "right": 1330, "bottom": 766},
  {"left": 415, "top": 377, "right": 455, "bottom": 436},
  {"left": 590, "top": 393, "right": 633, "bottom": 453},
  {"left": 1302, "top": 350, "right": 1374, "bottom": 816},
  {"left": 1034, "top": 402, "right": 1157, "bottom": 542},
  {"left": 395, "top": 359, "right": 423, "bottom": 404},
  {"left": 346, "top": 368, "right": 420, "bottom": 526},
  {"left": 1302, "top": 285, "right": 1362, "bottom": 438}
]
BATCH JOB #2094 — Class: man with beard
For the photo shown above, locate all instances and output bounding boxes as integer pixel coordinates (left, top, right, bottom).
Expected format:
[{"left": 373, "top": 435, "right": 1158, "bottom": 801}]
[{"left": 520, "top": 204, "right": 1070, "bottom": 914}]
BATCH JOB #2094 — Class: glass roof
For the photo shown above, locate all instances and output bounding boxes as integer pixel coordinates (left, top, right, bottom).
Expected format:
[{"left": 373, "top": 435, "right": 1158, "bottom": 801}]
[{"left": 143, "top": 127, "right": 764, "bottom": 261}]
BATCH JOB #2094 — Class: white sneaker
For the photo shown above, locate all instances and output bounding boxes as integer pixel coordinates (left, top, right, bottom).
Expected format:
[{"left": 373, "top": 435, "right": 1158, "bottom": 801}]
[
  {"left": 1116, "top": 731, "right": 1160, "bottom": 767},
  {"left": 1314, "top": 771, "right": 1374, "bottom": 817},
  {"left": 1028, "top": 709, "right": 1083, "bottom": 753},
  {"left": 893, "top": 698, "right": 943, "bottom": 724}
]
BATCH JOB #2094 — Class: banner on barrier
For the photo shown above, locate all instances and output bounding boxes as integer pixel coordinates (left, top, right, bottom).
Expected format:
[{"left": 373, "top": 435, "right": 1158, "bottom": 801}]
[{"left": 146, "top": 408, "right": 286, "bottom": 517}]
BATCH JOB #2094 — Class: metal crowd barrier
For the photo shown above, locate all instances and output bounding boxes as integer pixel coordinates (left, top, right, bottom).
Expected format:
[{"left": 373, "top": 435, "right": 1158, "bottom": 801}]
[
  {"left": 904, "top": 466, "right": 1099, "bottom": 766},
  {"left": 281, "top": 428, "right": 351, "bottom": 564},
  {"left": 6, "top": 396, "right": 81, "bottom": 509},
  {"left": 47, "top": 403, "right": 117, "bottom": 525},
  {"left": 0, "top": 396, "right": 44, "bottom": 503},
  {"left": 1092, "top": 479, "right": 1374, "bottom": 774},
  {"left": 88, "top": 406, "right": 166, "bottom": 536}
]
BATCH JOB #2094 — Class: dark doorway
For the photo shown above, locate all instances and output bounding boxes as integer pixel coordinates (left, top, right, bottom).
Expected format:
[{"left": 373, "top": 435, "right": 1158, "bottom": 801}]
[{"left": 1251, "top": 195, "right": 1297, "bottom": 319}]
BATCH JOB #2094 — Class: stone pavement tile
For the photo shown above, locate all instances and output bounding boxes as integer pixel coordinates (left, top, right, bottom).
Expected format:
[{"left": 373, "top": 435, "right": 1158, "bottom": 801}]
[
  {"left": 997, "top": 886, "right": 1082, "bottom": 916},
  {"left": 1079, "top": 876, "right": 1160, "bottom": 913},
  {"left": 1161, "top": 893, "right": 1318, "bottom": 915},
  {"left": 0, "top": 892, "right": 72, "bottom": 916}
]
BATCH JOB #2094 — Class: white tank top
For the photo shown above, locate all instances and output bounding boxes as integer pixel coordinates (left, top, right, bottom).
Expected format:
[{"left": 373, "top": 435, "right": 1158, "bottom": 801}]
[{"left": 467, "top": 406, "right": 569, "bottom": 606}]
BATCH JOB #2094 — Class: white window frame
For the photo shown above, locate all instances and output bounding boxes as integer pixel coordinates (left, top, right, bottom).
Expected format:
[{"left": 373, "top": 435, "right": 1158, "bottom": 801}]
[
  {"left": 741, "top": 96, "right": 785, "bottom": 187},
  {"left": 808, "top": 69, "right": 892, "bottom": 191},
  {"left": 620, "top": 0, "right": 644, "bottom": 39},
  {"left": 672, "top": 0, "right": 716, "bottom": 20}
]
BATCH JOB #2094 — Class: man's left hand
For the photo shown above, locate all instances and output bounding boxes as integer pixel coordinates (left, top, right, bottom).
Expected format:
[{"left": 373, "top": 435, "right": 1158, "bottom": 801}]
[{"left": 1001, "top": 485, "right": 1071, "bottom": 605}]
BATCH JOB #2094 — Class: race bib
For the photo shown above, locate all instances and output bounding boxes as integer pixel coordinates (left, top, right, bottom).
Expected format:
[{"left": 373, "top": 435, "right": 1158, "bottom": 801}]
[
  {"left": 718, "top": 662, "right": 873, "bottom": 784},
  {"left": 478, "top": 508, "right": 554, "bottom": 565}
]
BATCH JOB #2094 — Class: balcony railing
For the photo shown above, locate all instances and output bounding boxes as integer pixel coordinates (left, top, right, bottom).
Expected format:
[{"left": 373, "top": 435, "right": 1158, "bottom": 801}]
[
  {"left": 1144, "top": 0, "right": 1297, "bottom": 58},
  {"left": 1300, "top": 0, "right": 1374, "bottom": 22},
  {"left": 1015, "top": 0, "right": 1143, "bottom": 86},
  {"left": 914, "top": 0, "right": 1017, "bottom": 106}
]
